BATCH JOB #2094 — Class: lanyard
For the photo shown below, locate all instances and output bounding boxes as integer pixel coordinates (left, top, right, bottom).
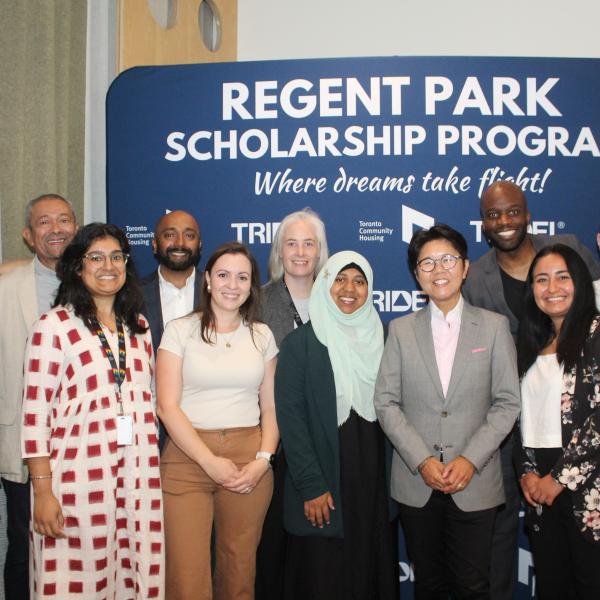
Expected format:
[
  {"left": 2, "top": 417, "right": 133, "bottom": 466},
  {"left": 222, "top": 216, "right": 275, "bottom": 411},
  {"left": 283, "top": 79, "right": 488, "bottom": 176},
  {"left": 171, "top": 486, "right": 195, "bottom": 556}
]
[
  {"left": 282, "top": 280, "right": 304, "bottom": 328},
  {"left": 90, "top": 316, "right": 127, "bottom": 397}
]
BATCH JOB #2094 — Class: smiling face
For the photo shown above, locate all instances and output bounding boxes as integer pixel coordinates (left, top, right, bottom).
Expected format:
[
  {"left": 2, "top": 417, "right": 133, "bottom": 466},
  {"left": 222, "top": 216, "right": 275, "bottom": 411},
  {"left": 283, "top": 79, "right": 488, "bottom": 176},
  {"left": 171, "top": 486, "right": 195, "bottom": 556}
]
[
  {"left": 153, "top": 210, "right": 201, "bottom": 272},
  {"left": 532, "top": 253, "right": 575, "bottom": 330},
  {"left": 22, "top": 198, "right": 77, "bottom": 269},
  {"left": 206, "top": 252, "right": 252, "bottom": 316},
  {"left": 481, "top": 183, "right": 530, "bottom": 252},
  {"left": 280, "top": 220, "right": 320, "bottom": 281},
  {"left": 329, "top": 267, "right": 369, "bottom": 315},
  {"left": 415, "top": 239, "right": 469, "bottom": 314},
  {"left": 79, "top": 236, "right": 127, "bottom": 302}
]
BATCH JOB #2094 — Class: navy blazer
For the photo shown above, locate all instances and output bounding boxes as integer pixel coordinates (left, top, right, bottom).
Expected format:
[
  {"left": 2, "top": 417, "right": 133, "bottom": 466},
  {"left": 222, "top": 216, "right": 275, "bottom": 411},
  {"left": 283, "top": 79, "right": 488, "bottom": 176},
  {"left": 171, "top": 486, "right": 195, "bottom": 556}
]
[{"left": 139, "top": 268, "right": 202, "bottom": 352}]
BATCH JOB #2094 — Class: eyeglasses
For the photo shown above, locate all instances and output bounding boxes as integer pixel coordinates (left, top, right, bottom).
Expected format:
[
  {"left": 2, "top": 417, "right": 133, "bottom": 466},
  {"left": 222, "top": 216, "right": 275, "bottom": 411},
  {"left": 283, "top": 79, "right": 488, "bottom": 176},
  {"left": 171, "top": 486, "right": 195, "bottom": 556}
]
[
  {"left": 82, "top": 252, "right": 129, "bottom": 265},
  {"left": 416, "top": 254, "right": 462, "bottom": 272}
]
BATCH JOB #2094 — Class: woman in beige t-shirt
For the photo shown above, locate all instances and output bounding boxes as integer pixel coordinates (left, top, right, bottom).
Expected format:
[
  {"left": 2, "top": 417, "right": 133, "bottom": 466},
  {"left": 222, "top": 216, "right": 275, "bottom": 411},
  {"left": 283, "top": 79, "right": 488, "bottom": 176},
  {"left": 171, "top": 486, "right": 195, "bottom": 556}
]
[{"left": 156, "top": 241, "right": 278, "bottom": 600}]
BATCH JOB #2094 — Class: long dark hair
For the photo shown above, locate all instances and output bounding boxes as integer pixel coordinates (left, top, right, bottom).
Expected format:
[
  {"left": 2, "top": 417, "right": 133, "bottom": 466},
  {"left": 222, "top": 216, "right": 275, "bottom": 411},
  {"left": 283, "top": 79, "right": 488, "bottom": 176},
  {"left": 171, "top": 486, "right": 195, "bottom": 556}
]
[
  {"left": 54, "top": 223, "right": 147, "bottom": 334},
  {"left": 197, "top": 242, "right": 261, "bottom": 344},
  {"left": 517, "top": 244, "right": 596, "bottom": 376}
]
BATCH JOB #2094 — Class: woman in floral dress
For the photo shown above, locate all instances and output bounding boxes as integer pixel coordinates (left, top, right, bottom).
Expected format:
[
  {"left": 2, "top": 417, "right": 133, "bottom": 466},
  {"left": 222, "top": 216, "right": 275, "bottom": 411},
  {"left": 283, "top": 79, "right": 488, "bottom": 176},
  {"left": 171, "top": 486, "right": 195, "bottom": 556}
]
[
  {"left": 22, "top": 223, "right": 164, "bottom": 599},
  {"left": 516, "top": 243, "right": 600, "bottom": 599}
]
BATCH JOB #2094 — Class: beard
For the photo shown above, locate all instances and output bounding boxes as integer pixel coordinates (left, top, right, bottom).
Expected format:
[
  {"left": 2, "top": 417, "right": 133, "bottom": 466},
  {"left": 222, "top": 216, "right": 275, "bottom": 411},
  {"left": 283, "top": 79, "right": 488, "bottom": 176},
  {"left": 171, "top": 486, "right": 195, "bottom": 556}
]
[{"left": 155, "top": 246, "right": 200, "bottom": 271}]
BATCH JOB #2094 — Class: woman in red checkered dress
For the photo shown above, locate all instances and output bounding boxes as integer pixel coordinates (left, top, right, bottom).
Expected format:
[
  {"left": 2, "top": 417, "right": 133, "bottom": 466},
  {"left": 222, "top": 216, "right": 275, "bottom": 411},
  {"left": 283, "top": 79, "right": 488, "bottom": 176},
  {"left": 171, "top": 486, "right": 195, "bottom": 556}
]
[{"left": 21, "top": 223, "right": 164, "bottom": 599}]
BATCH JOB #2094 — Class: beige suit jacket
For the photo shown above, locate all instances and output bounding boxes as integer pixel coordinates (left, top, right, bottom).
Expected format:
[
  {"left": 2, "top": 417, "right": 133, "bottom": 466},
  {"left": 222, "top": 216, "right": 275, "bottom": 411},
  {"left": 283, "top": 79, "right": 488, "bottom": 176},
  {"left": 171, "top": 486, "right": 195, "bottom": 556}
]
[{"left": 0, "top": 261, "right": 37, "bottom": 482}]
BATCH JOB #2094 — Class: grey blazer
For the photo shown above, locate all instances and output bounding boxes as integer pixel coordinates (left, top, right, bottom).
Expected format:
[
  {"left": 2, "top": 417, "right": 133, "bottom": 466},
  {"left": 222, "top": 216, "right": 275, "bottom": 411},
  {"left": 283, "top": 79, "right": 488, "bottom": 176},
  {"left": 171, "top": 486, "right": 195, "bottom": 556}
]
[
  {"left": 0, "top": 261, "right": 37, "bottom": 482},
  {"left": 374, "top": 300, "right": 520, "bottom": 512},
  {"left": 259, "top": 279, "right": 298, "bottom": 348},
  {"left": 463, "top": 233, "right": 600, "bottom": 338}
]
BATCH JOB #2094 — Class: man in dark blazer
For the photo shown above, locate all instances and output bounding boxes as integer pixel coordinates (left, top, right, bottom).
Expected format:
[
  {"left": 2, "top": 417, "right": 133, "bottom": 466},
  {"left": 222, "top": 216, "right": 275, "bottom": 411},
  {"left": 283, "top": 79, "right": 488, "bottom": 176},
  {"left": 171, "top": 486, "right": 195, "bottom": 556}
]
[
  {"left": 463, "top": 181, "right": 600, "bottom": 600},
  {"left": 140, "top": 210, "right": 203, "bottom": 351}
]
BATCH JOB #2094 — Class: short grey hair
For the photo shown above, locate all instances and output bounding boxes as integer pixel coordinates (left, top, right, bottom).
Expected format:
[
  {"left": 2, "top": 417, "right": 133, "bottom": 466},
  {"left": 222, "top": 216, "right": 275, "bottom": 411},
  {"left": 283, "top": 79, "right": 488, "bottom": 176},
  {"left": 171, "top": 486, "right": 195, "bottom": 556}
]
[
  {"left": 268, "top": 207, "right": 329, "bottom": 281},
  {"left": 24, "top": 193, "right": 76, "bottom": 228}
]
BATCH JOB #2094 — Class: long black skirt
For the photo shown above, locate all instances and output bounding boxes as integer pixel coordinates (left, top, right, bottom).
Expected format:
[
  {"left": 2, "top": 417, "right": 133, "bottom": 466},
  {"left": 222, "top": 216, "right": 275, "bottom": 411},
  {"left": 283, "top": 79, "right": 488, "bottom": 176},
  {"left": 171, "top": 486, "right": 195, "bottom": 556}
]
[{"left": 283, "top": 410, "right": 397, "bottom": 600}]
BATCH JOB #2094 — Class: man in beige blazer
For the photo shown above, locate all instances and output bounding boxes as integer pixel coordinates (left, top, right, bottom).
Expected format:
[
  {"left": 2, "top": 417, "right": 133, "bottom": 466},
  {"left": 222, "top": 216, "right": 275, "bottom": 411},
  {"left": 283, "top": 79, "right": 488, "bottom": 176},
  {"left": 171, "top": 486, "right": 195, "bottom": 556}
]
[{"left": 0, "top": 194, "right": 77, "bottom": 600}]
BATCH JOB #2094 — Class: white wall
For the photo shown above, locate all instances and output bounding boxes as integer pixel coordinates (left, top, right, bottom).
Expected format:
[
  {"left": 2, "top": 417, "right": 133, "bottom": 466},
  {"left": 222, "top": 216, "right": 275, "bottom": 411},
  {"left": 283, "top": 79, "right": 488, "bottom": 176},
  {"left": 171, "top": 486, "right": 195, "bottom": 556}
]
[{"left": 238, "top": 0, "right": 600, "bottom": 60}]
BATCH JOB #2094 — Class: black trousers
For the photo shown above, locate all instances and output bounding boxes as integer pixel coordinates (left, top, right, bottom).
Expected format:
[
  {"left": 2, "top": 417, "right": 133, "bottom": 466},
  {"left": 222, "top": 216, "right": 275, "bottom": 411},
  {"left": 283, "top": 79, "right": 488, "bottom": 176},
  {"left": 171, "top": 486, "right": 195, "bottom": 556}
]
[
  {"left": 2, "top": 478, "right": 30, "bottom": 600},
  {"left": 399, "top": 491, "right": 497, "bottom": 600},
  {"left": 489, "top": 434, "right": 520, "bottom": 600},
  {"left": 527, "top": 448, "right": 600, "bottom": 600}
]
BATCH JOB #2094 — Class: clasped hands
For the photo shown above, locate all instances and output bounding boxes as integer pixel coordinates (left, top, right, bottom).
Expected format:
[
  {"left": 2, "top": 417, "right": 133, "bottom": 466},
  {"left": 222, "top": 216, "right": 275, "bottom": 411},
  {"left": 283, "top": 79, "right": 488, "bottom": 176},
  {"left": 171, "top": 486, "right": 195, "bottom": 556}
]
[
  {"left": 205, "top": 455, "right": 270, "bottom": 494},
  {"left": 520, "top": 472, "right": 563, "bottom": 508},
  {"left": 419, "top": 455, "right": 475, "bottom": 494}
]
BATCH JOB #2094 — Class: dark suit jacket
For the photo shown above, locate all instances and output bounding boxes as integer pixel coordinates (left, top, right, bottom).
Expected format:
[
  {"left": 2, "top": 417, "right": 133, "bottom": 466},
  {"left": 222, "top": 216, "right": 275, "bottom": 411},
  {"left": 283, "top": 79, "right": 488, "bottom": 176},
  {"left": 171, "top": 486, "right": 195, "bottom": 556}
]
[
  {"left": 275, "top": 322, "right": 345, "bottom": 538},
  {"left": 464, "top": 233, "right": 600, "bottom": 339},
  {"left": 139, "top": 268, "right": 202, "bottom": 352}
]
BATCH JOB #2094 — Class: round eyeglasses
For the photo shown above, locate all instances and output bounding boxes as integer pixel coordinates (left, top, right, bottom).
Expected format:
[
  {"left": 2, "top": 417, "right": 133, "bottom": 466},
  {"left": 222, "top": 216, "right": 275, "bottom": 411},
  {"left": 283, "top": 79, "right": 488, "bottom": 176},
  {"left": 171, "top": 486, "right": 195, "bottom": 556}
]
[
  {"left": 82, "top": 252, "right": 129, "bottom": 265},
  {"left": 416, "top": 254, "right": 462, "bottom": 272}
]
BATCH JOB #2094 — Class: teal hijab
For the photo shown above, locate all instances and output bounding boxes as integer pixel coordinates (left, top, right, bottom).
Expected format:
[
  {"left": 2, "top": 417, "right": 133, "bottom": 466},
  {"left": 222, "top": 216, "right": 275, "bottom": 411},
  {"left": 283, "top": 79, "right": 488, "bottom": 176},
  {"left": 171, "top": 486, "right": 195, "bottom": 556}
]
[{"left": 309, "top": 251, "right": 384, "bottom": 426}]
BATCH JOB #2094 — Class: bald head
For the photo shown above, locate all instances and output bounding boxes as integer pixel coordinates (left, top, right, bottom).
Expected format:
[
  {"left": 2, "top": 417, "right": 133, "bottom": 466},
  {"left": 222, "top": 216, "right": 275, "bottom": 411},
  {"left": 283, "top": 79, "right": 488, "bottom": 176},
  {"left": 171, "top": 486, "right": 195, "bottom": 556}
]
[
  {"left": 480, "top": 182, "right": 530, "bottom": 253},
  {"left": 152, "top": 210, "right": 201, "bottom": 272}
]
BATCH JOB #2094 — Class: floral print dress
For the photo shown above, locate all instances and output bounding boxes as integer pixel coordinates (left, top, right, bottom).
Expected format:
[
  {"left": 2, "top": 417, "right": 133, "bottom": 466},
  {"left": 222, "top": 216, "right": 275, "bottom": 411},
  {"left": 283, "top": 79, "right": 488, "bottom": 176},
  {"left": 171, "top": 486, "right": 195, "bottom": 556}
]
[{"left": 517, "top": 316, "right": 600, "bottom": 543}]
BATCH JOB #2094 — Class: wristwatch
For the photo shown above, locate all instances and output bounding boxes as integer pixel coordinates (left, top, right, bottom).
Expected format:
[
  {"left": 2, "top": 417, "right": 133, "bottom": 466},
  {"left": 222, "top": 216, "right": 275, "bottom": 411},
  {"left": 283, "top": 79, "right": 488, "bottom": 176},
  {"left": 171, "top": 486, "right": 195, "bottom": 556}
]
[{"left": 256, "top": 451, "right": 275, "bottom": 469}]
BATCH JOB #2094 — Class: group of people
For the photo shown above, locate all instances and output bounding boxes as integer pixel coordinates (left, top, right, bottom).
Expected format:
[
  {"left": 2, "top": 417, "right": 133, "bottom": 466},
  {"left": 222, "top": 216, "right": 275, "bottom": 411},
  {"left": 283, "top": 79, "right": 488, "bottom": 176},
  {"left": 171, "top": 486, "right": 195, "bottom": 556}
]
[{"left": 0, "top": 183, "right": 598, "bottom": 600}]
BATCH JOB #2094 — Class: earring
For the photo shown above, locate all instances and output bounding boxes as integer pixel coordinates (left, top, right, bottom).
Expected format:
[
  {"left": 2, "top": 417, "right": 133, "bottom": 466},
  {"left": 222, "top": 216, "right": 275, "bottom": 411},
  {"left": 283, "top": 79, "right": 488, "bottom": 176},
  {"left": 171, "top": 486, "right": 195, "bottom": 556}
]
[{"left": 207, "top": 284, "right": 211, "bottom": 293}]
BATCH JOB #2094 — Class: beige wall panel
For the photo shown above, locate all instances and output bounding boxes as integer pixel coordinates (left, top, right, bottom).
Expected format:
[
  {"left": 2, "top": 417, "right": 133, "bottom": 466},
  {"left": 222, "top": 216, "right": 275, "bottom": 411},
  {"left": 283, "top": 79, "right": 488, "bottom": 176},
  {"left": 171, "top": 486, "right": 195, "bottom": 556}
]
[{"left": 118, "top": 0, "right": 236, "bottom": 71}]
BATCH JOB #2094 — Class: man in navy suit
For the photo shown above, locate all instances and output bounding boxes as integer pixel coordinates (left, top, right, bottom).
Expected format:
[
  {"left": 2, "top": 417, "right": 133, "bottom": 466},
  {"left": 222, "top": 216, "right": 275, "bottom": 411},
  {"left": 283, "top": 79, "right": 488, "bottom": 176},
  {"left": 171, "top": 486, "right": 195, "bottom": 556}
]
[
  {"left": 140, "top": 210, "right": 203, "bottom": 451},
  {"left": 140, "top": 210, "right": 203, "bottom": 350}
]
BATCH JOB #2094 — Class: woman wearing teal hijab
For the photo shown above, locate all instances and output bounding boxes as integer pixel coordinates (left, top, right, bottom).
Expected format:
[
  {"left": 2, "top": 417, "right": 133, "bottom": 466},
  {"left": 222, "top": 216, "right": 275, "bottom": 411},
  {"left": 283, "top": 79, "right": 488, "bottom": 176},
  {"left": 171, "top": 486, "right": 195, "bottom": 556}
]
[{"left": 275, "top": 251, "right": 396, "bottom": 599}]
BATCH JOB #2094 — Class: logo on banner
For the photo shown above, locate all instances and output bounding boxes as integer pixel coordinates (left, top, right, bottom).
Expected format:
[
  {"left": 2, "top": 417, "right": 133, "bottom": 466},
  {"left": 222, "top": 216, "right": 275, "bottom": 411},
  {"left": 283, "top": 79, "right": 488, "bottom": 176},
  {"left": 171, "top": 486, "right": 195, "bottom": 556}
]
[
  {"left": 469, "top": 220, "right": 564, "bottom": 243},
  {"left": 373, "top": 290, "right": 428, "bottom": 313},
  {"left": 401, "top": 205, "right": 435, "bottom": 243},
  {"left": 231, "top": 222, "right": 281, "bottom": 244},
  {"left": 358, "top": 220, "right": 394, "bottom": 243}
]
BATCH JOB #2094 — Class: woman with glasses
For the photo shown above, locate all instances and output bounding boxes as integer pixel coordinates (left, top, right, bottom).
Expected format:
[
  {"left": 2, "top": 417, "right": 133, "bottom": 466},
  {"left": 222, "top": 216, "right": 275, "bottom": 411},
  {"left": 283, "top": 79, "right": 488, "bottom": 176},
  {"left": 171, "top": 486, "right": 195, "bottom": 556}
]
[
  {"left": 21, "top": 223, "right": 163, "bottom": 599},
  {"left": 375, "top": 224, "right": 520, "bottom": 598}
]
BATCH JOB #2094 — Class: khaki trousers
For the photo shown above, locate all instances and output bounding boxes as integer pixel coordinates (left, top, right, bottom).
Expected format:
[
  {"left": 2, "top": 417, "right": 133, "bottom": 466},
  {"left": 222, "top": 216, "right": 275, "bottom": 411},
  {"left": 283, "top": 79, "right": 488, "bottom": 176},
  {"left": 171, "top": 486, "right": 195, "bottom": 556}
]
[{"left": 161, "top": 426, "right": 273, "bottom": 600}]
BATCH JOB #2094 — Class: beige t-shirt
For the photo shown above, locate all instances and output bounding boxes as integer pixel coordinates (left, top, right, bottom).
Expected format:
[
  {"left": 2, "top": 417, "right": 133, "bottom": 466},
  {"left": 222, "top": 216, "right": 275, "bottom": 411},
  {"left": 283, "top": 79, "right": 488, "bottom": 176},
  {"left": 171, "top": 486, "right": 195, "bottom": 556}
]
[{"left": 159, "top": 314, "right": 277, "bottom": 429}]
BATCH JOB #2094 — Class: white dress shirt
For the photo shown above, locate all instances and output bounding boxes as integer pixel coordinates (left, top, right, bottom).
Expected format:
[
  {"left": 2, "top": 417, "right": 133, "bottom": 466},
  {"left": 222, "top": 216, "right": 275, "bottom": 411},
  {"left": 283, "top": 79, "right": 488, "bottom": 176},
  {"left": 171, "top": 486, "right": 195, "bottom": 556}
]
[{"left": 158, "top": 267, "right": 196, "bottom": 327}]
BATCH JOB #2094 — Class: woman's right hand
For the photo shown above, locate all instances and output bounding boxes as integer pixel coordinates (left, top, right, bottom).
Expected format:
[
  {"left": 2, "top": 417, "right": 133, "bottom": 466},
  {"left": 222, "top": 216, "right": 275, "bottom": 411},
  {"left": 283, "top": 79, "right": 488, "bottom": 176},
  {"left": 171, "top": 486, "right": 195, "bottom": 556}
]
[
  {"left": 33, "top": 491, "right": 66, "bottom": 538},
  {"left": 304, "top": 491, "right": 335, "bottom": 528},
  {"left": 520, "top": 472, "right": 541, "bottom": 507},
  {"left": 203, "top": 455, "right": 241, "bottom": 486}
]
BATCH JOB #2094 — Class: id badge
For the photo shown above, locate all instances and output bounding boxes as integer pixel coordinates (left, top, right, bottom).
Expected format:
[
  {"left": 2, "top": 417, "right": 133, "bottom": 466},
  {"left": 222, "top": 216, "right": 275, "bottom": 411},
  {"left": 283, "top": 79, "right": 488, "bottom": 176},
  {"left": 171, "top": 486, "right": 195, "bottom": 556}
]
[{"left": 117, "top": 415, "right": 133, "bottom": 446}]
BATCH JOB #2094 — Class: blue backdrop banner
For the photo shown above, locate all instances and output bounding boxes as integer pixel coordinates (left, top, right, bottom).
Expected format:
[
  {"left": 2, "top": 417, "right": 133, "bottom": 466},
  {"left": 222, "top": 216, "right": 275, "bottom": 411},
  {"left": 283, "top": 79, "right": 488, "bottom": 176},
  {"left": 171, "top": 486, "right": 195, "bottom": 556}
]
[{"left": 107, "top": 56, "right": 600, "bottom": 598}]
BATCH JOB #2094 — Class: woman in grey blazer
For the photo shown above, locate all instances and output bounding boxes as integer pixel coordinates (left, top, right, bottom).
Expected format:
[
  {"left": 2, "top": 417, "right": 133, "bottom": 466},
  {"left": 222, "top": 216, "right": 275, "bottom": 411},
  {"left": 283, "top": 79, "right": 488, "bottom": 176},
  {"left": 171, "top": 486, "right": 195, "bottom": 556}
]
[{"left": 375, "top": 224, "right": 520, "bottom": 599}]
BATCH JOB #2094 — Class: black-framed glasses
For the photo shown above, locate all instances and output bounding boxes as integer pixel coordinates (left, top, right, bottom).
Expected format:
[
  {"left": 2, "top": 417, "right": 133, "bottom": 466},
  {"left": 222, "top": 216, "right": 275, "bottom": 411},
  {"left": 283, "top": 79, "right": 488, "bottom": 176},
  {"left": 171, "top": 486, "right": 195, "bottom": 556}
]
[
  {"left": 416, "top": 254, "right": 462, "bottom": 272},
  {"left": 82, "top": 252, "right": 129, "bottom": 265}
]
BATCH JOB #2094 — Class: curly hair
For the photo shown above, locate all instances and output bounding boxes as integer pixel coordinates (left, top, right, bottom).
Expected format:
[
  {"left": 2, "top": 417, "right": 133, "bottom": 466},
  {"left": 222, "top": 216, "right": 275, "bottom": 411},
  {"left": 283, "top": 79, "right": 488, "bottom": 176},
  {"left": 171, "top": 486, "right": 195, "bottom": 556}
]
[{"left": 54, "top": 223, "right": 147, "bottom": 334}]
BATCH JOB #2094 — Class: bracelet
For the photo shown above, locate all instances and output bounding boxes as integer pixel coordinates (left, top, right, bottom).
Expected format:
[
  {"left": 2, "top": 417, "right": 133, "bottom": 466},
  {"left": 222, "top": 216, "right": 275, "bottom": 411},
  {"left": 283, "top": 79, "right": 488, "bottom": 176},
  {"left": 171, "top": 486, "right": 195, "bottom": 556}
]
[{"left": 30, "top": 474, "right": 52, "bottom": 480}]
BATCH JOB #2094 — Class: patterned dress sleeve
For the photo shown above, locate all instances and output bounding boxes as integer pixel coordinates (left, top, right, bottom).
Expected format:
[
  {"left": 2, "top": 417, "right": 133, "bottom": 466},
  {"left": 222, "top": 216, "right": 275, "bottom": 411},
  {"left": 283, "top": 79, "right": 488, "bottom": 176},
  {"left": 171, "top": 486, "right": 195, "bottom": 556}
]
[
  {"left": 21, "top": 312, "right": 66, "bottom": 459},
  {"left": 550, "top": 319, "right": 600, "bottom": 492}
]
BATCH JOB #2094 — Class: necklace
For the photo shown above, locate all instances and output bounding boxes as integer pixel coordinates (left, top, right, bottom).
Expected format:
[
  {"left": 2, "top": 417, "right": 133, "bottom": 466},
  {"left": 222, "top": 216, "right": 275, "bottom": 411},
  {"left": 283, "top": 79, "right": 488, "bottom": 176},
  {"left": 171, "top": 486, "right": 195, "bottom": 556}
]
[{"left": 218, "top": 324, "right": 240, "bottom": 348}]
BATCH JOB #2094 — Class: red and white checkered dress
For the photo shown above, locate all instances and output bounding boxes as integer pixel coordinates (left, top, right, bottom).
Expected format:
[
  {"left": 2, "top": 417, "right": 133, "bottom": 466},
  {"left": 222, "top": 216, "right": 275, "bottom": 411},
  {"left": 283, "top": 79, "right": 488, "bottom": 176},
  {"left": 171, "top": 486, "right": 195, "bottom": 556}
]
[{"left": 22, "top": 306, "right": 164, "bottom": 599}]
